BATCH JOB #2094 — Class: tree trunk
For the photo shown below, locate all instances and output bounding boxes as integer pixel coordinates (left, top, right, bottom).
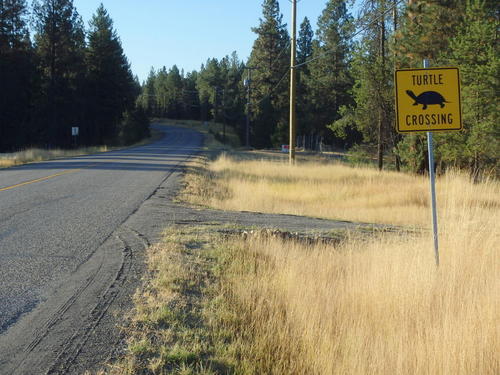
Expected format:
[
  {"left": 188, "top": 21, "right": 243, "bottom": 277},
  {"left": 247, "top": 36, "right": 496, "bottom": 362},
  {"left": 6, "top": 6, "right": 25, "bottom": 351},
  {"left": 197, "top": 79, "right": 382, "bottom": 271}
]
[
  {"left": 377, "top": 2, "right": 386, "bottom": 171},
  {"left": 377, "top": 111, "right": 384, "bottom": 170}
]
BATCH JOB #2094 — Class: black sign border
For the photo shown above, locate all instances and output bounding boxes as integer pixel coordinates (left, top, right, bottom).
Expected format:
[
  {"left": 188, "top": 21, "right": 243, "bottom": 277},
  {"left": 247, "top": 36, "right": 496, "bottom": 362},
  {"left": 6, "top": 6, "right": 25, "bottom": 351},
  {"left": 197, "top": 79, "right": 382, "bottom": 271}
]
[{"left": 394, "top": 67, "right": 462, "bottom": 133}]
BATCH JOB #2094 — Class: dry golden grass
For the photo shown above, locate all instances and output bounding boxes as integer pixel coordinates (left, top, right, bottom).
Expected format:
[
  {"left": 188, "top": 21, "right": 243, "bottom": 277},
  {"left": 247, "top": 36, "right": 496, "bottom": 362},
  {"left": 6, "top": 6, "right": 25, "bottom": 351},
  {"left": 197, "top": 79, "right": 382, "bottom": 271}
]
[
  {"left": 219, "top": 179, "right": 499, "bottom": 374},
  {"left": 183, "top": 153, "right": 499, "bottom": 227},
  {"left": 98, "top": 153, "right": 498, "bottom": 374}
]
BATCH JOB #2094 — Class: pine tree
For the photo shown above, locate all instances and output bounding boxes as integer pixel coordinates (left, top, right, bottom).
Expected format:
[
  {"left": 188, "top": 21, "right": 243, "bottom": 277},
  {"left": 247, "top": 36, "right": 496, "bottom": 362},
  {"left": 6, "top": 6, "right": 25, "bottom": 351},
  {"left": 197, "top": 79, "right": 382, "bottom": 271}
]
[
  {"left": 139, "top": 67, "right": 157, "bottom": 116},
  {"left": 181, "top": 70, "right": 200, "bottom": 120},
  {"left": 0, "top": 0, "right": 33, "bottom": 151},
  {"left": 154, "top": 67, "right": 169, "bottom": 117},
  {"left": 297, "top": 17, "right": 313, "bottom": 66},
  {"left": 220, "top": 52, "right": 245, "bottom": 128},
  {"left": 305, "top": 0, "right": 354, "bottom": 144},
  {"left": 440, "top": 0, "right": 499, "bottom": 177},
  {"left": 32, "top": 0, "right": 85, "bottom": 147},
  {"left": 165, "top": 65, "right": 184, "bottom": 119},
  {"left": 197, "top": 58, "right": 223, "bottom": 121},
  {"left": 330, "top": 0, "right": 396, "bottom": 169},
  {"left": 395, "top": 0, "right": 465, "bottom": 67},
  {"left": 296, "top": 17, "right": 314, "bottom": 138},
  {"left": 85, "top": 4, "right": 136, "bottom": 144},
  {"left": 395, "top": 0, "right": 469, "bottom": 174},
  {"left": 248, "top": 0, "right": 290, "bottom": 147}
]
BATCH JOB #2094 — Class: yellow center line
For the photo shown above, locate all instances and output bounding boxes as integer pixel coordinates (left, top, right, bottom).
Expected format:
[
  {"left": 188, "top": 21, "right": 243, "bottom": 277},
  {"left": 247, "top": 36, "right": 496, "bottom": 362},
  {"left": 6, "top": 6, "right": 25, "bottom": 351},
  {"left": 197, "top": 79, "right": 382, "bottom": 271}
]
[{"left": 0, "top": 164, "right": 99, "bottom": 192}]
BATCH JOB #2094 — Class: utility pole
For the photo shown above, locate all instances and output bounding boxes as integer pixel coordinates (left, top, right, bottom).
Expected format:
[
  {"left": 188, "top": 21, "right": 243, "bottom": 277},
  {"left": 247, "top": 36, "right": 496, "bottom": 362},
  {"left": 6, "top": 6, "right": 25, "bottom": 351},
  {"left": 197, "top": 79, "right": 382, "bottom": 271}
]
[
  {"left": 289, "top": 0, "right": 297, "bottom": 164},
  {"left": 244, "top": 67, "right": 257, "bottom": 148}
]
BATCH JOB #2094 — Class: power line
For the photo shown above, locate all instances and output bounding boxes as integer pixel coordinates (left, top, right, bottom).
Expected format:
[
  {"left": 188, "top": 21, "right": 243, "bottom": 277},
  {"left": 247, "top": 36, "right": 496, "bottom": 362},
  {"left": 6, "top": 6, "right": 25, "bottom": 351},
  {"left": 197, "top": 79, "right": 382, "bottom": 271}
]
[
  {"left": 253, "top": 68, "right": 289, "bottom": 106},
  {"left": 294, "top": 0, "right": 405, "bottom": 69},
  {"left": 270, "top": 40, "right": 291, "bottom": 70}
]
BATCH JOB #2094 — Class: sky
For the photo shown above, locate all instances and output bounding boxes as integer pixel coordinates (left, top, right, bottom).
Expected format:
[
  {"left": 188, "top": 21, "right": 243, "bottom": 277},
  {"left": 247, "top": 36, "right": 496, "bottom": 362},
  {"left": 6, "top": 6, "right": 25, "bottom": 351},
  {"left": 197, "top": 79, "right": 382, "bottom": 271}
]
[{"left": 72, "top": 1, "right": 334, "bottom": 83}]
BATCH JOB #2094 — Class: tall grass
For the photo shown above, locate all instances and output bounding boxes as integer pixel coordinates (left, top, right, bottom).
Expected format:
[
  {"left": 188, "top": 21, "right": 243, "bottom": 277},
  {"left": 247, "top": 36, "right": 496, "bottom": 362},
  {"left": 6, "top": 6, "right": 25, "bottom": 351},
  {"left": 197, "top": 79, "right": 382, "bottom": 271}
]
[
  {"left": 100, "top": 154, "right": 498, "bottom": 374},
  {"left": 184, "top": 153, "right": 499, "bottom": 227},
  {"left": 218, "top": 173, "right": 499, "bottom": 374}
]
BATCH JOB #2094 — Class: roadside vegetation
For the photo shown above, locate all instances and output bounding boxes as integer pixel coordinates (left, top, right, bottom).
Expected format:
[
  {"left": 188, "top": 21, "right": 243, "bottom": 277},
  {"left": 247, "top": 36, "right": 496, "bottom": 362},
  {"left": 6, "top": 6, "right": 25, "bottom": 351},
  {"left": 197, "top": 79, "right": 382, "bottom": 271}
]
[
  {"left": 138, "top": 0, "right": 498, "bottom": 177},
  {"left": 100, "top": 151, "right": 498, "bottom": 374},
  {"left": 181, "top": 153, "right": 499, "bottom": 227},
  {"left": 2, "top": 2, "right": 149, "bottom": 154},
  {"left": 0, "top": 128, "right": 160, "bottom": 169},
  {"left": 214, "top": 193, "right": 498, "bottom": 374},
  {"left": 0, "top": 146, "right": 110, "bottom": 169},
  {"left": 99, "top": 227, "right": 234, "bottom": 375}
]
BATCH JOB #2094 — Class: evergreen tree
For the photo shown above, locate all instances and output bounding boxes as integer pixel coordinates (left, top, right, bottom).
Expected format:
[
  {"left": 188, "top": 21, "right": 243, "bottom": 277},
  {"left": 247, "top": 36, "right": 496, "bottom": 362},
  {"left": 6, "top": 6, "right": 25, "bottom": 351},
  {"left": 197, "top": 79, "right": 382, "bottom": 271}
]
[
  {"left": 393, "top": 0, "right": 467, "bottom": 173},
  {"left": 164, "top": 65, "right": 183, "bottom": 118},
  {"left": 296, "top": 17, "right": 314, "bottom": 138},
  {"left": 395, "top": 0, "right": 465, "bottom": 67},
  {"left": 220, "top": 52, "right": 245, "bottom": 128},
  {"left": 305, "top": 0, "right": 354, "bottom": 144},
  {"left": 248, "top": 0, "right": 290, "bottom": 147},
  {"left": 330, "top": 0, "right": 396, "bottom": 169},
  {"left": 197, "top": 58, "right": 222, "bottom": 121},
  {"left": 297, "top": 16, "right": 313, "bottom": 66},
  {"left": 32, "top": 0, "right": 85, "bottom": 147},
  {"left": 118, "top": 105, "right": 150, "bottom": 145},
  {"left": 439, "top": 0, "right": 499, "bottom": 177},
  {"left": 85, "top": 4, "right": 136, "bottom": 144},
  {"left": 181, "top": 71, "right": 200, "bottom": 120},
  {"left": 139, "top": 67, "right": 157, "bottom": 116},
  {"left": 154, "top": 67, "right": 169, "bottom": 117},
  {"left": 0, "top": 0, "right": 33, "bottom": 151}
]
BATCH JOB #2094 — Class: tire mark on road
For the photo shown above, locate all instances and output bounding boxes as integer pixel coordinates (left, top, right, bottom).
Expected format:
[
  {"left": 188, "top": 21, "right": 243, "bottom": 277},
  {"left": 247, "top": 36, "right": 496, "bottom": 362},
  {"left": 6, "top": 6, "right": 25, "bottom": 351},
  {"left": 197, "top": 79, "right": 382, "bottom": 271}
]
[{"left": 45, "top": 226, "right": 148, "bottom": 375}]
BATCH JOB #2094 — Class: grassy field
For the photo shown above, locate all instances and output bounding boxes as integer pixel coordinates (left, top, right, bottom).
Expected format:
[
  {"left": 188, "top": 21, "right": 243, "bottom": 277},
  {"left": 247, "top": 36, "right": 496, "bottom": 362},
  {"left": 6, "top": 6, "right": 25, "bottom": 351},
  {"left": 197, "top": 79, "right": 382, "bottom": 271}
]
[
  {"left": 101, "top": 208, "right": 498, "bottom": 374},
  {"left": 182, "top": 153, "right": 499, "bottom": 227},
  {"left": 216, "top": 196, "right": 498, "bottom": 374},
  {"left": 99, "top": 152, "right": 498, "bottom": 374}
]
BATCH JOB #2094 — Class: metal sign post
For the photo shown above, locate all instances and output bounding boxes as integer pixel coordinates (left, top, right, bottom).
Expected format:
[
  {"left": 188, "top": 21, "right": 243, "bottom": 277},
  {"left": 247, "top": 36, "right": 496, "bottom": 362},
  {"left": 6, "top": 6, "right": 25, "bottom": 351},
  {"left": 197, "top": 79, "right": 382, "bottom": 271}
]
[
  {"left": 71, "top": 126, "right": 79, "bottom": 149},
  {"left": 394, "top": 61, "right": 463, "bottom": 267},
  {"left": 423, "top": 59, "right": 440, "bottom": 266}
]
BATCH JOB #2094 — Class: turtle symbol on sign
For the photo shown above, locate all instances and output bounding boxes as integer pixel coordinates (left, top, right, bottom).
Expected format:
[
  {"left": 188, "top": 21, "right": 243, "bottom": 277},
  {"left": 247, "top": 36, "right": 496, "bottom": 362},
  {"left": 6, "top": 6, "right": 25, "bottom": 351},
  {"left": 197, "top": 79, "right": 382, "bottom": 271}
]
[{"left": 406, "top": 90, "right": 450, "bottom": 110}]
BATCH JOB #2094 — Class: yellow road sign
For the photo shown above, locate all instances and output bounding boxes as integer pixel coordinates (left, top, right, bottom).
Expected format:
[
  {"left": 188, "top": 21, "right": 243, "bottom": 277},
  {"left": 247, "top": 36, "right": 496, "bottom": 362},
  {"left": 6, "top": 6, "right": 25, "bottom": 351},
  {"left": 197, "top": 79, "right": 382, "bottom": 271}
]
[{"left": 395, "top": 67, "right": 462, "bottom": 133}]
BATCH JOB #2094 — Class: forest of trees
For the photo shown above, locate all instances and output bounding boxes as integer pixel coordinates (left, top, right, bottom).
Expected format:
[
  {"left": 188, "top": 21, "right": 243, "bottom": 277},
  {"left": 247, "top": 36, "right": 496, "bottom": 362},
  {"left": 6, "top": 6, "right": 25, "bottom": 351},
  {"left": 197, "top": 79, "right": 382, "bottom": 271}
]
[
  {"left": 0, "top": 0, "right": 149, "bottom": 152},
  {"left": 139, "top": 0, "right": 498, "bottom": 176},
  {"left": 1, "top": 0, "right": 497, "bottom": 175}
]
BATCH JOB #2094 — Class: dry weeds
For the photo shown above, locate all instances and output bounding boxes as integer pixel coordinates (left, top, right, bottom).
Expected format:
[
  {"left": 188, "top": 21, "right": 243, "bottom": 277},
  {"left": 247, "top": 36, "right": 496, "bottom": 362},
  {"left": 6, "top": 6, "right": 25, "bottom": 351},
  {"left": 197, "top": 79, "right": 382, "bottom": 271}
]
[
  {"left": 99, "top": 153, "right": 498, "bottom": 374},
  {"left": 218, "top": 178, "right": 499, "bottom": 373},
  {"left": 183, "top": 153, "right": 499, "bottom": 227}
]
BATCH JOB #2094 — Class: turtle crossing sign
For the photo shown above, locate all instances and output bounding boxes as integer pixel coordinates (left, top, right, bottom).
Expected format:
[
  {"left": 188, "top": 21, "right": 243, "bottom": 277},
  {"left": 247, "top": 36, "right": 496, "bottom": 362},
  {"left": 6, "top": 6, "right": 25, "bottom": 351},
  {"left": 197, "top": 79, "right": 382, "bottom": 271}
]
[{"left": 395, "top": 67, "right": 462, "bottom": 133}]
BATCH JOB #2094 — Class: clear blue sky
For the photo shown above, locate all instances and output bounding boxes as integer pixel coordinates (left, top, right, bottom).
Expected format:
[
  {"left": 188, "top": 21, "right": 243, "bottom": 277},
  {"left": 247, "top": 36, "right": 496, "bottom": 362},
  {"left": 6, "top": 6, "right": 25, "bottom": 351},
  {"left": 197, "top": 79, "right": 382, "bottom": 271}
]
[{"left": 73, "top": 0, "right": 351, "bottom": 83}]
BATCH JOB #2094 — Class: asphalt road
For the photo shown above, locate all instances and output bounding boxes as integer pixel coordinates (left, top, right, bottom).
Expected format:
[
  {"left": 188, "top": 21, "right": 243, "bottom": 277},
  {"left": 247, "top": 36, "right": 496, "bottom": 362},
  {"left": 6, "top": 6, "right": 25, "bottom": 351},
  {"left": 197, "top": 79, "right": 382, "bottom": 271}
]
[
  {"left": 0, "top": 123, "right": 385, "bottom": 374},
  {"left": 0, "top": 124, "right": 203, "bottom": 374}
]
